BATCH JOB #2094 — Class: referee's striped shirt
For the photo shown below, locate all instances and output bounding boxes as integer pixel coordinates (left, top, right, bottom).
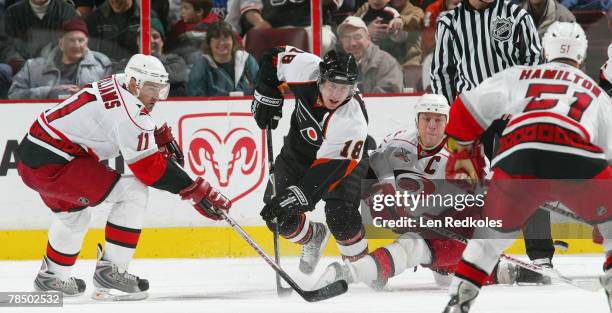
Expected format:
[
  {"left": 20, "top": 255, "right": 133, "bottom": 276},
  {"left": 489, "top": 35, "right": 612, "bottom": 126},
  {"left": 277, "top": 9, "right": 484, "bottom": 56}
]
[{"left": 430, "top": 0, "right": 542, "bottom": 104}]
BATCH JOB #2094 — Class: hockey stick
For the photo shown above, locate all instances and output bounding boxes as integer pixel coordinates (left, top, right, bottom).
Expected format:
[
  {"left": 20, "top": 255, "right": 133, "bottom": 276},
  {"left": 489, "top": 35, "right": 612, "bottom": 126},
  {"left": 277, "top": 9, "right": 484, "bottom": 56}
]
[
  {"left": 211, "top": 204, "right": 348, "bottom": 302},
  {"left": 418, "top": 215, "right": 602, "bottom": 292},
  {"left": 266, "top": 127, "right": 293, "bottom": 297}
]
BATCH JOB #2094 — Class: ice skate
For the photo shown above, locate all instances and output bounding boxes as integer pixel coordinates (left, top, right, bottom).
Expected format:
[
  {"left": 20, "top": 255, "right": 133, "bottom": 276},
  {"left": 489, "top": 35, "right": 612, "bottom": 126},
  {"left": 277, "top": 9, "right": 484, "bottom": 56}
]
[
  {"left": 516, "top": 258, "right": 552, "bottom": 285},
  {"left": 299, "top": 222, "right": 330, "bottom": 275},
  {"left": 92, "top": 244, "right": 149, "bottom": 301},
  {"left": 33, "top": 256, "right": 86, "bottom": 296},
  {"left": 442, "top": 280, "right": 480, "bottom": 313},
  {"left": 313, "top": 261, "right": 356, "bottom": 289},
  {"left": 494, "top": 260, "right": 518, "bottom": 285}
]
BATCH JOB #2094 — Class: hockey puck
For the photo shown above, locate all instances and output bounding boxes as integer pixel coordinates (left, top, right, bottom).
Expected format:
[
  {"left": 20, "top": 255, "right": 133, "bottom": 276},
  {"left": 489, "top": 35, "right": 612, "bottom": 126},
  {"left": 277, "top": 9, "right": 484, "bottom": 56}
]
[{"left": 553, "top": 240, "right": 569, "bottom": 251}]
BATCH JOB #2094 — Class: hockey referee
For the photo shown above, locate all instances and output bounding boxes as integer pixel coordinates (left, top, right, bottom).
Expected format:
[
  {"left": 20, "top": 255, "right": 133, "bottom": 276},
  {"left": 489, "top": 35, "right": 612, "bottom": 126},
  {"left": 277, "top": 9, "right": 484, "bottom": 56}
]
[{"left": 430, "top": 0, "right": 556, "bottom": 285}]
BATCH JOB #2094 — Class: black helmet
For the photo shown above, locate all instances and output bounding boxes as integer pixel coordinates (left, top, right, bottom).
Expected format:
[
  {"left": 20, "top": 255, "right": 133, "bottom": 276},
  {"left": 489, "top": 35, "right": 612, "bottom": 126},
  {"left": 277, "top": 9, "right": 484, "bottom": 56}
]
[{"left": 318, "top": 50, "right": 358, "bottom": 85}]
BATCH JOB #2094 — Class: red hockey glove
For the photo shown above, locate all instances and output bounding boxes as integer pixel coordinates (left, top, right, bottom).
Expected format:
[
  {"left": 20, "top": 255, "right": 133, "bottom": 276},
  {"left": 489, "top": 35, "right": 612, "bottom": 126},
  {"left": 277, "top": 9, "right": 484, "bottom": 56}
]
[
  {"left": 154, "top": 123, "right": 184, "bottom": 166},
  {"left": 446, "top": 139, "right": 487, "bottom": 186},
  {"left": 180, "top": 177, "right": 232, "bottom": 220}
]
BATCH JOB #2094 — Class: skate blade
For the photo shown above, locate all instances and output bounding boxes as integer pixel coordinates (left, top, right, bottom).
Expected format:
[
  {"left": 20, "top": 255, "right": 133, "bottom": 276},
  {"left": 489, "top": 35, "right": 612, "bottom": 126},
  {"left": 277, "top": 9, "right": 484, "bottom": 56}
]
[{"left": 91, "top": 287, "right": 148, "bottom": 301}]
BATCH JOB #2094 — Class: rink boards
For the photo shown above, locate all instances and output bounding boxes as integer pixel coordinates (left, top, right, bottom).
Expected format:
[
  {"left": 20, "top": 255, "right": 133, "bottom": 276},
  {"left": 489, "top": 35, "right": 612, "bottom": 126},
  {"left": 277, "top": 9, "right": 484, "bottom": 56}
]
[{"left": 0, "top": 95, "right": 602, "bottom": 259}]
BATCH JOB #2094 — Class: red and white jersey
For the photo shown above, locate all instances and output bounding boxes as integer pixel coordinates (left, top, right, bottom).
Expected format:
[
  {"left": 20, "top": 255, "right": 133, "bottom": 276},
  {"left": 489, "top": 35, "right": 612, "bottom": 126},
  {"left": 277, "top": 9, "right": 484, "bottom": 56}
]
[
  {"left": 29, "top": 74, "right": 157, "bottom": 165},
  {"left": 447, "top": 62, "right": 612, "bottom": 168},
  {"left": 369, "top": 129, "right": 450, "bottom": 181}
]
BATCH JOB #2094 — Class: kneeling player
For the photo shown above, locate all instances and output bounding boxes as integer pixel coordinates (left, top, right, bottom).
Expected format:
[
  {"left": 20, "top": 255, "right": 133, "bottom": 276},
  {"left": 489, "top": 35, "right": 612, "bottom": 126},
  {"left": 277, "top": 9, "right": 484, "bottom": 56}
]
[{"left": 315, "top": 95, "right": 514, "bottom": 289}]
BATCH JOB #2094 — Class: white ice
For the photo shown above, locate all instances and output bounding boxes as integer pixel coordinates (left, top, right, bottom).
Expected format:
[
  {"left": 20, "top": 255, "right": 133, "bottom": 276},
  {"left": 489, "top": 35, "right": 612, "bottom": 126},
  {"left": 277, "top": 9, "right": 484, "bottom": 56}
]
[{"left": 0, "top": 254, "right": 608, "bottom": 313}]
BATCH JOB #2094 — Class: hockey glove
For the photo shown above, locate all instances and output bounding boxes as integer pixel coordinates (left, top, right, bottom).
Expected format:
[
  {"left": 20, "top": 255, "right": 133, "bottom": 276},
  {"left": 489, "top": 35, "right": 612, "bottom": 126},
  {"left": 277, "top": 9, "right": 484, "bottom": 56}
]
[
  {"left": 154, "top": 123, "right": 185, "bottom": 166},
  {"left": 251, "top": 84, "right": 283, "bottom": 130},
  {"left": 180, "top": 177, "right": 232, "bottom": 221},
  {"left": 260, "top": 185, "right": 312, "bottom": 223},
  {"left": 446, "top": 139, "right": 487, "bottom": 186}
]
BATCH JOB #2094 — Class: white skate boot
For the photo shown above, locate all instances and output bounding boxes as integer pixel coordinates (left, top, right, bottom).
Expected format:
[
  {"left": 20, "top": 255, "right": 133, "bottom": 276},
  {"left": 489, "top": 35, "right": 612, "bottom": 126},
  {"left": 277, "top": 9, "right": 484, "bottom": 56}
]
[
  {"left": 91, "top": 244, "right": 149, "bottom": 301},
  {"left": 33, "top": 257, "right": 86, "bottom": 296},
  {"left": 299, "top": 222, "right": 330, "bottom": 275},
  {"left": 313, "top": 260, "right": 356, "bottom": 289},
  {"left": 494, "top": 259, "right": 518, "bottom": 285}
]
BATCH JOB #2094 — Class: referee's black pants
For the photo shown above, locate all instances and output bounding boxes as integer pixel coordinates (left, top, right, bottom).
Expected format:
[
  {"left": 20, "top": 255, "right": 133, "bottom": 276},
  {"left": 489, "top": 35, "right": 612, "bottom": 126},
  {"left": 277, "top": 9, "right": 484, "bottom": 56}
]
[{"left": 481, "top": 119, "right": 555, "bottom": 262}]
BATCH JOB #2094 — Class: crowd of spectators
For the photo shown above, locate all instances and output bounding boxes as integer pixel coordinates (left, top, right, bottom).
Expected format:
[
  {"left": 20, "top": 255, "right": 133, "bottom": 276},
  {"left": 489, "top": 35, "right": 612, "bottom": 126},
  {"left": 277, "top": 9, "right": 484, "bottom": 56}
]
[{"left": 0, "top": 0, "right": 610, "bottom": 99}]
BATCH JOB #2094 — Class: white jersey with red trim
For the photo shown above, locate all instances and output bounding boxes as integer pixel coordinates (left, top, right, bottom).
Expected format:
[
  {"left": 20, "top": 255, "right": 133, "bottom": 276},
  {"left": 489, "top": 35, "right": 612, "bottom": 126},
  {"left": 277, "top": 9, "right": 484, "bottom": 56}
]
[
  {"left": 28, "top": 75, "right": 158, "bottom": 169},
  {"left": 29, "top": 74, "right": 158, "bottom": 166},
  {"left": 369, "top": 129, "right": 450, "bottom": 181},
  {"left": 448, "top": 62, "right": 612, "bottom": 167}
]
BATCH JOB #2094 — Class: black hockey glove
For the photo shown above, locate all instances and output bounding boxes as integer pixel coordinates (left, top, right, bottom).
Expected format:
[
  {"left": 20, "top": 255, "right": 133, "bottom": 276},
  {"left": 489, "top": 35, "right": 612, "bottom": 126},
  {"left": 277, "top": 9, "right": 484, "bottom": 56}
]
[
  {"left": 251, "top": 83, "right": 283, "bottom": 130},
  {"left": 260, "top": 186, "right": 312, "bottom": 223}
]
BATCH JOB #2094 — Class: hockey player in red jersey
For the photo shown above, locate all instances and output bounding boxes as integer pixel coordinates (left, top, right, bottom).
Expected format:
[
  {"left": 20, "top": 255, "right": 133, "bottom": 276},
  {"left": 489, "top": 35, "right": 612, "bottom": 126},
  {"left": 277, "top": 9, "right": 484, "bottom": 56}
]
[
  {"left": 441, "top": 22, "right": 612, "bottom": 313},
  {"left": 16, "top": 54, "right": 232, "bottom": 300},
  {"left": 252, "top": 47, "right": 370, "bottom": 274},
  {"left": 314, "top": 94, "right": 514, "bottom": 290}
]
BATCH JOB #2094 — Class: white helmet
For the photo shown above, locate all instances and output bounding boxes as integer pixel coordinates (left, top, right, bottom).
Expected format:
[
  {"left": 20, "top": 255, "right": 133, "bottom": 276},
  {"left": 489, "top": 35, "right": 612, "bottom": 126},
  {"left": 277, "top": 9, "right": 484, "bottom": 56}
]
[
  {"left": 415, "top": 94, "right": 450, "bottom": 120},
  {"left": 124, "top": 54, "right": 170, "bottom": 99},
  {"left": 542, "top": 22, "right": 588, "bottom": 64}
]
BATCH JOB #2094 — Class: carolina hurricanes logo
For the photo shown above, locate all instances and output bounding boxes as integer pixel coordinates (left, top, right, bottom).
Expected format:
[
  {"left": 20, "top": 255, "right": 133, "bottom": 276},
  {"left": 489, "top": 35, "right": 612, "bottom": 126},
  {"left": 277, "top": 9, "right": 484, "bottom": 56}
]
[
  {"left": 188, "top": 127, "right": 257, "bottom": 187},
  {"left": 300, "top": 127, "right": 318, "bottom": 142},
  {"left": 179, "top": 112, "right": 266, "bottom": 204},
  {"left": 395, "top": 170, "right": 436, "bottom": 195}
]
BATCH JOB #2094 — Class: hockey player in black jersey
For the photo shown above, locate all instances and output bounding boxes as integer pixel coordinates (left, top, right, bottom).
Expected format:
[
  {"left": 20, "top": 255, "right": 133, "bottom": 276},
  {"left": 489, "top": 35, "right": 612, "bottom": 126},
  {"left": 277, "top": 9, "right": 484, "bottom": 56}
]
[{"left": 251, "top": 47, "right": 370, "bottom": 274}]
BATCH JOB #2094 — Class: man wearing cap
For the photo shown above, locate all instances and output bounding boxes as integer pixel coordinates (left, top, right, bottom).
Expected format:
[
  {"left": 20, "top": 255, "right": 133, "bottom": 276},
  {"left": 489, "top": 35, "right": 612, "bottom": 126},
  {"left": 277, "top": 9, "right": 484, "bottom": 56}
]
[
  {"left": 337, "top": 16, "right": 403, "bottom": 93},
  {"left": 8, "top": 19, "right": 112, "bottom": 99}
]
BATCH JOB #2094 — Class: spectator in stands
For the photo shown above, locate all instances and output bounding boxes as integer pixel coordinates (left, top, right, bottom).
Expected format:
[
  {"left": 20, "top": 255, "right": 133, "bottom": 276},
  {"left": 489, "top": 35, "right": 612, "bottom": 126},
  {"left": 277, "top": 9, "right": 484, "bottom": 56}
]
[
  {"left": 5, "top": 0, "right": 78, "bottom": 73},
  {"left": 232, "top": 0, "right": 341, "bottom": 54},
  {"left": 115, "top": 18, "right": 189, "bottom": 96},
  {"left": 8, "top": 19, "right": 111, "bottom": 99},
  {"left": 225, "top": 0, "right": 270, "bottom": 35},
  {"left": 521, "top": 0, "right": 575, "bottom": 39},
  {"left": 353, "top": 0, "right": 423, "bottom": 65},
  {"left": 338, "top": 16, "right": 403, "bottom": 93},
  {"left": 167, "top": 0, "right": 219, "bottom": 65},
  {"left": 86, "top": 0, "right": 140, "bottom": 63},
  {"left": 76, "top": 0, "right": 169, "bottom": 28},
  {"left": 187, "top": 20, "right": 258, "bottom": 96}
]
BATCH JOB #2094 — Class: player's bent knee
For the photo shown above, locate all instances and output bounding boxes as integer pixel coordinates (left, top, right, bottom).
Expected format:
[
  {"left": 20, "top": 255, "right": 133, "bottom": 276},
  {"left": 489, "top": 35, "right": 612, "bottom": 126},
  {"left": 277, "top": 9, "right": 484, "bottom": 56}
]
[{"left": 56, "top": 209, "right": 92, "bottom": 232}]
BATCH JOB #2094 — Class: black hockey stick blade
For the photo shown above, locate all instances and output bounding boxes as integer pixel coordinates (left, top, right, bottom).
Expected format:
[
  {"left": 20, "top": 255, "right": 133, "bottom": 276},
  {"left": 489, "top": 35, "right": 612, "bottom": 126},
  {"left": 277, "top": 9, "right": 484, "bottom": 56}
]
[
  {"left": 213, "top": 205, "right": 347, "bottom": 302},
  {"left": 297, "top": 279, "right": 348, "bottom": 302}
]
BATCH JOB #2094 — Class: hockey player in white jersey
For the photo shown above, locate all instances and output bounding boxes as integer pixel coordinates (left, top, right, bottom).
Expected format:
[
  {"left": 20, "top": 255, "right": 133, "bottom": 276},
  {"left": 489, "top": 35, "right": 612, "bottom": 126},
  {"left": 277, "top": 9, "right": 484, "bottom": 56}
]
[
  {"left": 314, "top": 94, "right": 513, "bottom": 290},
  {"left": 441, "top": 22, "right": 612, "bottom": 313},
  {"left": 16, "top": 54, "right": 232, "bottom": 300},
  {"left": 252, "top": 47, "right": 370, "bottom": 273}
]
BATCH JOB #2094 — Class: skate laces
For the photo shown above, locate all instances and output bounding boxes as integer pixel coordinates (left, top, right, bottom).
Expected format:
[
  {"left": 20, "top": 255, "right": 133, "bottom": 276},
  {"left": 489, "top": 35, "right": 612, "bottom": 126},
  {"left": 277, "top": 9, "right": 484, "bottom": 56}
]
[
  {"left": 55, "top": 276, "right": 77, "bottom": 290},
  {"left": 111, "top": 264, "right": 139, "bottom": 284},
  {"left": 301, "top": 225, "right": 320, "bottom": 259}
]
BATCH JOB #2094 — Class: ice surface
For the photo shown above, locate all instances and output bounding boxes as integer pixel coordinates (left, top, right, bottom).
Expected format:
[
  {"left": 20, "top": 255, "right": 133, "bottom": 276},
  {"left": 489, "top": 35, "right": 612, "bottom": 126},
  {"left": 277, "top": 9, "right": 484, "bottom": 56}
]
[{"left": 0, "top": 254, "right": 607, "bottom": 313}]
